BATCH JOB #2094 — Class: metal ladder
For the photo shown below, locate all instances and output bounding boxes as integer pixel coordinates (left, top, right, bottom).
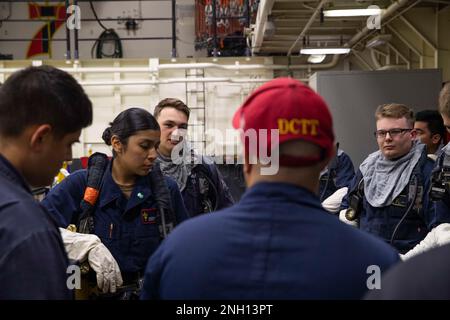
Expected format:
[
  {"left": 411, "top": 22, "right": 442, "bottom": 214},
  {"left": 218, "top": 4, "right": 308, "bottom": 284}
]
[{"left": 185, "top": 68, "right": 207, "bottom": 155}]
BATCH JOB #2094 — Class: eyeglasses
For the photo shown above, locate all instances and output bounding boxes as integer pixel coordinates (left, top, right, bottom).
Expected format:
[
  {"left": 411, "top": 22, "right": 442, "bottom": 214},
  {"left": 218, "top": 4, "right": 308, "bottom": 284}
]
[{"left": 374, "top": 128, "right": 413, "bottom": 139}]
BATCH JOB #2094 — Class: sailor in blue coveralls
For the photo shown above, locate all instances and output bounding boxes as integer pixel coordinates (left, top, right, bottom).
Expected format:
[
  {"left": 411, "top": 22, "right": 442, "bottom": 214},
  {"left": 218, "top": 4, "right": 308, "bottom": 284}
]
[
  {"left": 340, "top": 103, "right": 450, "bottom": 254},
  {"left": 42, "top": 108, "right": 188, "bottom": 296},
  {"left": 141, "top": 78, "right": 400, "bottom": 300},
  {"left": 0, "top": 66, "right": 93, "bottom": 299},
  {"left": 153, "top": 98, "right": 234, "bottom": 217},
  {"left": 364, "top": 82, "right": 450, "bottom": 300},
  {"left": 428, "top": 82, "right": 450, "bottom": 249},
  {"left": 319, "top": 148, "right": 354, "bottom": 201}
]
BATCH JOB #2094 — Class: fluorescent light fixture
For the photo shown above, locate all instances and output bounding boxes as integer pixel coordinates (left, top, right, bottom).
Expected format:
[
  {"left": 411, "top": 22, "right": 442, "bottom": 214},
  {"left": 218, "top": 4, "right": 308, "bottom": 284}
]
[
  {"left": 307, "top": 54, "right": 326, "bottom": 64},
  {"left": 323, "top": 8, "right": 383, "bottom": 17},
  {"left": 32, "top": 60, "right": 43, "bottom": 67},
  {"left": 300, "top": 48, "right": 351, "bottom": 55}
]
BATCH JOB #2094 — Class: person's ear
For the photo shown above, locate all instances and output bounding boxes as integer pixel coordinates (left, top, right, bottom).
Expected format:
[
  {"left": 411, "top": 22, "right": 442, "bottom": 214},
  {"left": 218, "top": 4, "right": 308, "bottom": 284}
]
[
  {"left": 243, "top": 162, "right": 252, "bottom": 175},
  {"left": 410, "top": 129, "right": 417, "bottom": 140},
  {"left": 29, "top": 124, "right": 52, "bottom": 152},
  {"left": 431, "top": 133, "right": 441, "bottom": 145},
  {"left": 243, "top": 162, "right": 252, "bottom": 187},
  {"left": 111, "top": 135, "right": 123, "bottom": 154}
]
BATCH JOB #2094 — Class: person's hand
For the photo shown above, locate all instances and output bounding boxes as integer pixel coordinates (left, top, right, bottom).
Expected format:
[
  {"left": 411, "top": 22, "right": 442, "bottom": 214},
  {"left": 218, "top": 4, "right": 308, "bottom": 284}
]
[
  {"left": 322, "top": 187, "right": 348, "bottom": 213},
  {"left": 59, "top": 228, "right": 123, "bottom": 293},
  {"left": 401, "top": 223, "right": 450, "bottom": 260},
  {"left": 339, "top": 209, "right": 358, "bottom": 227},
  {"left": 87, "top": 243, "right": 123, "bottom": 293}
]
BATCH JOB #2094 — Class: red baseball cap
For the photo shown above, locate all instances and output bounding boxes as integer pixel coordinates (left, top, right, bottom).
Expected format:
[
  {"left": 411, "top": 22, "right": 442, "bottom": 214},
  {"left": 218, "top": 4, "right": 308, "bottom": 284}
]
[{"left": 232, "top": 77, "right": 335, "bottom": 166}]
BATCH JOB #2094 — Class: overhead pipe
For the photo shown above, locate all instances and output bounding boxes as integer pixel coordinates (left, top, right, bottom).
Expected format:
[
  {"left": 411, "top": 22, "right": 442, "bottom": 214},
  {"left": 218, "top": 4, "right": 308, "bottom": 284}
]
[
  {"left": 212, "top": 0, "right": 218, "bottom": 57},
  {"left": 347, "top": 0, "right": 423, "bottom": 68},
  {"left": 79, "top": 78, "right": 276, "bottom": 86},
  {"left": 10, "top": 0, "right": 172, "bottom": 2},
  {"left": 74, "top": 0, "right": 79, "bottom": 60},
  {"left": 284, "top": 0, "right": 340, "bottom": 70},
  {"left": 2, "top": 18, "right": 173, "bottom": 23},
  {"left": 171, "top": 0, "right": 177, "bottom": 59},
  {"left": 158, "top": 57, "right": 341, "bottom": 70},
  {"left": 0, "top": 56, "right": 342, "bottom": 74},
  {"left": 286, "top": 0, "right": 328, "bottom": 57},
  {"left": 0, "top": 37, "right": 173, "bottom": 42},
  {"left": 370, "top": 49, "right": 383, "bottom": 69},
  {"left": 251, "top": 0, "right": 276, "bottom": 55},
  {"left": 346, "top": 0, "right": 419, "bottom": 49},
  {"left": 65, "top": 0, "right": 71, "bottom": 60}
]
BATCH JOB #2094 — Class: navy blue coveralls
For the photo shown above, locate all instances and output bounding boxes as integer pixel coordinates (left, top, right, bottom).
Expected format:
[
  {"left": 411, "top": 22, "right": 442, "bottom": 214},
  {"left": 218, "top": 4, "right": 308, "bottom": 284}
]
[
  {"left": 319, "top": 151, "right": 355, "bottom": 201},
  {"left": 342, "top": 149, "right": 450, "bottom": 254},
  {"left": 42, "top": 160, "right": 188, "bottom": 281},
  {"left": 141, "top": 182, "right": 399, "bottom": 300},
  {"left": 181, "top": 160, "right": 234, "bottom": 217},
  {"left": 431, "top": 146, "right": 450, "bottom": 220},
  {"left": 0, "top": 154, "right": 72, "bottom": 299}
]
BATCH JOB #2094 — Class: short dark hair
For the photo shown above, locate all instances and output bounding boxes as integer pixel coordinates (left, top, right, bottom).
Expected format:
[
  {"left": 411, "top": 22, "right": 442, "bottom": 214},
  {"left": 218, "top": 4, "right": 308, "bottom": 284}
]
[
  {"left": 415, "top": 109, "right": 446, "bottom": 139},
  {"left": 153, "top": 98, "right": 190, "bottom": 120},
  {"left": 0, "top": 65, "right": 92, "bottom": 137},
  {"left": 102, "top": 107, "right": 160, "bottom": 155}
]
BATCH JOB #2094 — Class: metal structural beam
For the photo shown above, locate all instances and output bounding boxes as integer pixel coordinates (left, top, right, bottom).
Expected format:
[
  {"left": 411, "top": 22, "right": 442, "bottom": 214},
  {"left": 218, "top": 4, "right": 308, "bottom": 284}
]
[
  {"left": 251, "top": 0, "right": 276, "bottom": 54},
  {"left": 286, "top": 0, "right": 328, "bottom": 57}
]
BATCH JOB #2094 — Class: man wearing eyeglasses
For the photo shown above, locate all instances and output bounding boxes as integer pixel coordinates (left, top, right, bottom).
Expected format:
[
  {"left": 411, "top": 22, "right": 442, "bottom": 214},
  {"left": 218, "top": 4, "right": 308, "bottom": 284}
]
[
  {"left": 340, "top": 103, "right": 450, "bottom": 254},
  {"left": 365, "top": 83, "right": 450, "bottom": 300}
]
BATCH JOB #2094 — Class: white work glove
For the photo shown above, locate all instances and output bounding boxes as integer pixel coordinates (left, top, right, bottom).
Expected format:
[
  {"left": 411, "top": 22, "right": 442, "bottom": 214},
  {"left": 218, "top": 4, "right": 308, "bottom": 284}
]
[
  {"left": 322, "top": 187, "right": 348, "bottom": 214},
  {"left": 400, "top": 223, "right": 450, "bottom": 260},
  {"left": 339, "top": 209, "right": 358, "bottom": 227},
  {"left": 87, "top": 243, "right": 123, "bottom": 294},
  {"left": 59, "top": 228, "right": 123, "bottom": 293}
]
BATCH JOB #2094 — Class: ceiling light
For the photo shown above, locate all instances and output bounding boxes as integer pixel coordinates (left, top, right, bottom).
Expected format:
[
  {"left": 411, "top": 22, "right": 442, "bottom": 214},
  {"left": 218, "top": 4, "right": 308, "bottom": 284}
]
[
  {"left": 300, "top": 48, "right": 351, "bottom": 55},
  {"left": 323, "top": 8, "right": 383, "bottom": 17},
  {"left": 307, "top": 54, "right": 326, "bottom": 64}
]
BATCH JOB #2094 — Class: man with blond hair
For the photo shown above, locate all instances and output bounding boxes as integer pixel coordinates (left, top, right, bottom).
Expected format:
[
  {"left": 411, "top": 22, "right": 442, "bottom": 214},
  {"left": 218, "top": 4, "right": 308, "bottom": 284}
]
[
  {"left": 341, "top": 103, "right": 450, "bottom": 254},
  {"left": 366, "top": 82, "right": 450, "bottom": 300}
]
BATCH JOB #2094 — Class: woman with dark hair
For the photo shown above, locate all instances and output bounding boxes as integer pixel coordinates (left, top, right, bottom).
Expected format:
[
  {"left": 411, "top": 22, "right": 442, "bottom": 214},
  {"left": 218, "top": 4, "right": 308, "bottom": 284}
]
[{"left": 42, "top": 108, "right": 188, "bottom": 298}]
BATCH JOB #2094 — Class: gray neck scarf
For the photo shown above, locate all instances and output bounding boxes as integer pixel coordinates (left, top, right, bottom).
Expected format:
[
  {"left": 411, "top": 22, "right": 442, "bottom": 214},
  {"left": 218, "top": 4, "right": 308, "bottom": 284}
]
[
  {"left": 442, "top": 143, "right": 450, "bottom": 156},
  {"left": 435, "top": 141, "right": 445, "bottom": 156},
  {"left": 156, "top": 141, "right": 203, "bottom": 191},
  {"left": 156, "top": 154, "right": 191, "bottom": 192},
  {"left": 359, "top": 140, "right": 425, "bottom": 207}
]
